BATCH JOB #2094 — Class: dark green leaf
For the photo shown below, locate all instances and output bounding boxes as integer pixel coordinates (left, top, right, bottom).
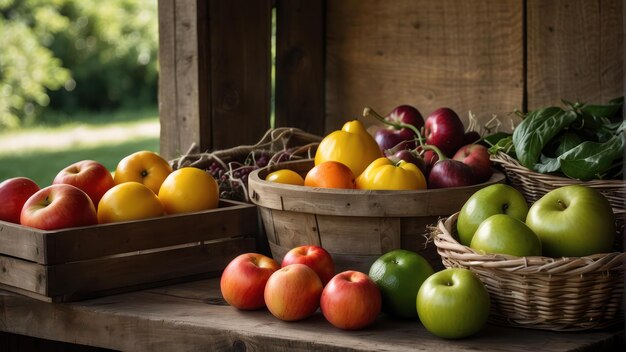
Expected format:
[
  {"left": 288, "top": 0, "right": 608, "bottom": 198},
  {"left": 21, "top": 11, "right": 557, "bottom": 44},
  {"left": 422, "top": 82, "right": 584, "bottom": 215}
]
[
  {"left": 581, "top": 97, "right": 624, "bottom": 122},
  {"left": 534, "top": 154, "right": 561, "bottom": 174},
  {"left": 559, "top": 133, "right": 625, "bottom": 180},
  {"left": 512, "top": 107, "right": 578, "bottom": 169}
]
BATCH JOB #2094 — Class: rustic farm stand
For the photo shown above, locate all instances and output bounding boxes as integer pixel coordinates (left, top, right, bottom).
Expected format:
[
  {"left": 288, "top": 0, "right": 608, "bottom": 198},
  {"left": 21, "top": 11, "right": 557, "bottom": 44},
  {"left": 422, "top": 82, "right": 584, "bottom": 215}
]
[{"left": 1, "top": 0, "right": 625, "bottom": 350}]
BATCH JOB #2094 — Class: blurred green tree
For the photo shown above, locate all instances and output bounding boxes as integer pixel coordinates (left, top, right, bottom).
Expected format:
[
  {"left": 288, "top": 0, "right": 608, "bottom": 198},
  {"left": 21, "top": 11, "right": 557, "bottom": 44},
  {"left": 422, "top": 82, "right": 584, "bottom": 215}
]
[{"left": 0, "top": 0, "right": 158, "bottom": 128}]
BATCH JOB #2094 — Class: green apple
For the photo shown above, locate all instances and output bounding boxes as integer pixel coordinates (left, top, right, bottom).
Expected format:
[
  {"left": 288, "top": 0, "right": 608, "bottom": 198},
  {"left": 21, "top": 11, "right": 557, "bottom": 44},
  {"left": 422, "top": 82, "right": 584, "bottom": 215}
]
[
  {"left": 417, "top": 268, "right": 490, "bottom": 339},
  {"left": 369, "top": 249, "right": 434, "bottom": 319},
  {"left": 457, "top": 184, "right": 529, "bottom": 246},
  {"left": 526, "top": 185, "right": 615, "bottom": 257},
  {"left": 470, "top": 214, "right": 541, "bottom": 257}
]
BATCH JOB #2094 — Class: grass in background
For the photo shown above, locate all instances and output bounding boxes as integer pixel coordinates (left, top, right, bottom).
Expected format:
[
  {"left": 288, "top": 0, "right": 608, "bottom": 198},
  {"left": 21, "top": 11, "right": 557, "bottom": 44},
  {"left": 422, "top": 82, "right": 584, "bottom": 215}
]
[{"left": 0, "top": 106, "right": 159, "bottom": 187}]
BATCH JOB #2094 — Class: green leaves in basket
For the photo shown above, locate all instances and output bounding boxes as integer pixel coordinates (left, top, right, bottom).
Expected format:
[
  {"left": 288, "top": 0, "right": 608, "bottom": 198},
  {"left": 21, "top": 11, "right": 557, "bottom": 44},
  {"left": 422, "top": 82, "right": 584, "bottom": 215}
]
[{"left": 509, "top": 97, "right": 624, "bottom": 180}]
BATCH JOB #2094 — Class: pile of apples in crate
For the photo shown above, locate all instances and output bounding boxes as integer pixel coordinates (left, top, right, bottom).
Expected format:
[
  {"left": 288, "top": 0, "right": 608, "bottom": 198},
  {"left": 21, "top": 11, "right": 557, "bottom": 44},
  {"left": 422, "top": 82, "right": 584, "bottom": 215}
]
[
  {"left": 0, "top": 151, "right": 220, "bottom": 230},
  {"left": 265, "top": 105, "right": 495, "bottom": 190}
]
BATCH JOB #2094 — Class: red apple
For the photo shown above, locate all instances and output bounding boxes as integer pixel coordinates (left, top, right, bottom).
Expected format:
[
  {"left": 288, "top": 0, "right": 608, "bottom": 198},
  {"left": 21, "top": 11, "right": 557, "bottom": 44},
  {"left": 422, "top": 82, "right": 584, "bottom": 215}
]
[
  {"left": 428, "top": 159, "right": 477, "bottom": 189},
  {"left": 53, "top": 160, "right": 115, "bottom": 207},
  {"left": 453, "top": 144, "right": 493, "bottom": 183},
  {"left": 220, "top": 253, "right": 279, "bottom": 310},
  {"left": 20, "top": 184, "right": 97, "bottom": 230},
  {"left": 0, "top": 177, "right": 40, "bottom": 224},
  {"left": 264, "top": 264, "right": 323, "bottom": 321},
  {"left": 373, "top": 105, "right": 424, "bottom": 151},
  {"left": 281, "top": 245, "right": 335, "bottom": 285},
  {"left": 320, "top": 271, "right": 382, "bottom": 330},
  {"left": 424, "top": 108, "right": 466, "bottom": 157}
]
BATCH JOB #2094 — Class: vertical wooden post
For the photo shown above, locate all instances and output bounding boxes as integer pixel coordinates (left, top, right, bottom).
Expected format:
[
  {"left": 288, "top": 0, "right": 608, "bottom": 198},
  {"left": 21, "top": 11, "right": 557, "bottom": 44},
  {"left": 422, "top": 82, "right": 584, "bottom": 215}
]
[
  {"left": 275, "top": 0, "right": 325, "bottom": 136},
  {"left": 158, "top": 0, "right": 272, "bottom": 159}
]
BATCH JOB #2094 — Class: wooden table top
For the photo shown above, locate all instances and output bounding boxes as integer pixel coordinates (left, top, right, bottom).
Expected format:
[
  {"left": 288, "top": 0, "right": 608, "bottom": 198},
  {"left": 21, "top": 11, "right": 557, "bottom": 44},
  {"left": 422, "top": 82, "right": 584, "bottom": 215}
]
[{"left": 0, "top": 278, "right": 623, "bottom": 352}]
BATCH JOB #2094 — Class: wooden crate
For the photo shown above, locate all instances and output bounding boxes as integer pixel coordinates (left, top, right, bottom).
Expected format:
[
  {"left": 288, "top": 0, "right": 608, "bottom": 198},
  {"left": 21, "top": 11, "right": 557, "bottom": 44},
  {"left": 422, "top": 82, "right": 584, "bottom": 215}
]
[
  {"left": 0, "top": 199, "right": 257, "bottom": 302},
  {"left": 248, "top": 159, "right": 506, "bottom": 273}
]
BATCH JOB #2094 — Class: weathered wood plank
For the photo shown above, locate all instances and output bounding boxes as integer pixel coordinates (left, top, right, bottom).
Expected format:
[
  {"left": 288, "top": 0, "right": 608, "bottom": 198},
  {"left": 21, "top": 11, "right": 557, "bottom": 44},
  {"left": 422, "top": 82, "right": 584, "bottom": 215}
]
[
  {"left": 0, "top": 278, "right": 622, "bottom": 351},
  {"left": 0, "top": 200, "right": 256, "bottom": 265},
  {"left": 208, "top": 0, "right": 272, "bottom": 149},
  {"left": 527, "top": 0, "right": 624, "bottom": 109},
  {"left": 325, "top": 0, "right": 524, "bottom": 133},
  {"left": 275, "top": 0, "right": 325, "bottom": 136},
  {"left": 158, "top": 0, "right": 204, "bottom": 159},
  {"left": 157, "top": 0, "right": 177, "bottom": 159}
]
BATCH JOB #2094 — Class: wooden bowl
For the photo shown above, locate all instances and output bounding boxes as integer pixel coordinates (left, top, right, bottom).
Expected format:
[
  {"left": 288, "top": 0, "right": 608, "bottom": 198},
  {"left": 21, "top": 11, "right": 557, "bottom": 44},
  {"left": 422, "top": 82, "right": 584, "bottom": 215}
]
[{"left": 248, "top": 159, "right": 505, "bottom": 273}]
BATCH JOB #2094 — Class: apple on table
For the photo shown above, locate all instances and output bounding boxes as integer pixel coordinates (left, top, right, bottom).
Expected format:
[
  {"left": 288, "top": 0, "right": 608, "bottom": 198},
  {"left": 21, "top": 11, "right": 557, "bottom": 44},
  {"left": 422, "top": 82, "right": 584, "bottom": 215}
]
[
  {"left": 20, "top": 184, "right": 98, "bottom": 230},
  {"left": 220, "top": 253, "right": 279, "bottom": 310},
  {"left": 281, "top": 245, "right": 335, "bottom": 285},
  {"left": 0, "top": 177, "right": 40, "bottom": 224},
  {"left": 264, "top": 263, "right": 323, "bottom": 321},
  {"left": 417, "top": 268, "right": 490, "bottom": 339},
  {"left": 320, "top": 271, "right": 381, "bottom": 330}
]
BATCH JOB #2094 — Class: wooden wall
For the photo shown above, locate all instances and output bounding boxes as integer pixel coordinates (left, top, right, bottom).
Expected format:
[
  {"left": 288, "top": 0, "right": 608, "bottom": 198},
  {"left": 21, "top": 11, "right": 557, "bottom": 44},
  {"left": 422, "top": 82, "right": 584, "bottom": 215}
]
[{"left": 158, "top": 0, "right": 624, "bottom": 159}]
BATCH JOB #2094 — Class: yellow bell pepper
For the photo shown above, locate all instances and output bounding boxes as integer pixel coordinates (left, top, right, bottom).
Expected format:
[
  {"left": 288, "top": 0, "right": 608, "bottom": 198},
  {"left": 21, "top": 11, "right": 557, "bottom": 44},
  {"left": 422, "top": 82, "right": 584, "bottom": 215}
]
[
  {"left": 314, "top": 120, "right": 382, "bottom": 177},
  {"left": 356, "top": 157, "right": 427, "bottom": 190}
]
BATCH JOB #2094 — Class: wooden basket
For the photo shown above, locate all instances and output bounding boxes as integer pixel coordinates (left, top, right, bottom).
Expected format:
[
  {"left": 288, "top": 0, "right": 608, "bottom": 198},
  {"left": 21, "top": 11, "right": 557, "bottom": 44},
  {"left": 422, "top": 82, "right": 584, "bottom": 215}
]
[
  {"left": 248, "top": 159, "right": 506, "bottom": 273},
  {"left": 434, "top": 212, "right": 625, "bottom": 331}
]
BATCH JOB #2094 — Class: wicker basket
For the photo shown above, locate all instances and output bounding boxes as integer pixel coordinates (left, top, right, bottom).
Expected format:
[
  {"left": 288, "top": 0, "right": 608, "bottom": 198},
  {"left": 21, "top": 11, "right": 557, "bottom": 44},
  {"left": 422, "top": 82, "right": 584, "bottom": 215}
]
[
  {"left": 434, "top": 212, "right": 625, "bottom": 331},
  {"left": 490, "top": 151, "right": 626, "bottom": 212},
  {"left": 248, "top": 159, "right": 506, "bottom": 273}
]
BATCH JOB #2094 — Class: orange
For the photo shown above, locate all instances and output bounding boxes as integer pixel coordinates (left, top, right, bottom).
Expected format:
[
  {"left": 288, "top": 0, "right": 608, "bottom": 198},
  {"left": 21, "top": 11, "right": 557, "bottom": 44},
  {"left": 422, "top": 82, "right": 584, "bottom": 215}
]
[
  {"left": 97, "top": 182, "right": 164, "bottom": 223},
  {"left": 113, "top": 151, "right": 173, "bottom": 194},
  {"left": 265, "top": 169, "right": 305, "bottom": 186},
  {"left": 158, "top": 167, "right": 219, "bottom": 214},
  {"left": 304, "top": 161, "right": 356, "bottom": 189}
]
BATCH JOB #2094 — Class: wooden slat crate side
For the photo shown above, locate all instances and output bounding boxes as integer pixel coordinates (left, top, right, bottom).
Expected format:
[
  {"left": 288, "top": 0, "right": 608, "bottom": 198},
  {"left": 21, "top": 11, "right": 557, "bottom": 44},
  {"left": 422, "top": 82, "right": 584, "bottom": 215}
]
[
  {"left": 527, "top": 0, "right": 624, "bottom": 109},
  {"left": 0, "top": 255, "right": 49, "bottom": 296},
  {"left": 42, "top": 237, "right": 255, "bottom": 301},
  {"left": 275, "top": 0, "right": 325, "bottom": 136},
  {"left": 0, "top": 222, "right": 46, "bottom": 263},
  {"left": 324, "top": 0, "right": 525, "bottom": 133},
  {"left": 0, "top": 200, "right": 256, "bottom": 265},
  {"left": 208, "top": 0, "right": 272, "bottom": 150},
  {"left": 44, "top": 200, "right": 257, "bottom": 265}
]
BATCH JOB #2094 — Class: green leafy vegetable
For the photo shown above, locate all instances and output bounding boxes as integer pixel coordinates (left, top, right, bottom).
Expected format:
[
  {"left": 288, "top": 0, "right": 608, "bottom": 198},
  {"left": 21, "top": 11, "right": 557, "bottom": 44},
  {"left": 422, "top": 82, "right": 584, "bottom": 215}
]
[
  {"left": 507, "top": 97, "right": 624, "bottom": 180},
  {"left": 512, "top": 107, "right": 578, "bottom": 169}
]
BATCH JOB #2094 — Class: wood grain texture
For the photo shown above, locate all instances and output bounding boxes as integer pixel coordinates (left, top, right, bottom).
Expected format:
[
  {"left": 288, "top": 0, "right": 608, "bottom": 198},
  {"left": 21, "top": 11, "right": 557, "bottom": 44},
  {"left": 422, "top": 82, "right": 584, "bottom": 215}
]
[
  {"left": 249, "top": 160, "right": 506, "bottom": 217},
  {"left": 275, "top": 0, "right": 325, "bottom": 136},
  {"left": 0, "top": 200, "right": 256, "bottom": 264},
  {"left": 208, "top": 0, "right": 272, "bottom": 149},
  {"left": 157, "top": 0, "right": 177, "bottom": 159},
  {"left": 325, "top": 0, "right": 524, "bottom": 133},
  {"left": 527, "top": 0, "right": 624, "bottom": 109},
  {"left": 0, "top": 278, "right": 622, "bottom": 351},
  {"left": 158, "top": 0, "right": 203, "bottom": 159}
]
